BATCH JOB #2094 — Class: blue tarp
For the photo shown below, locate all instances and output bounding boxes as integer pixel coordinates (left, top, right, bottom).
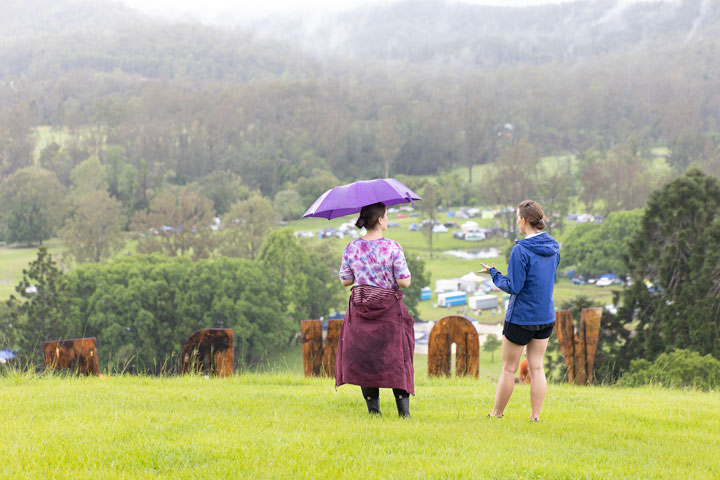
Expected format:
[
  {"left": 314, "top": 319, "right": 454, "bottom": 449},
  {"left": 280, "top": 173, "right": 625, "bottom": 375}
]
[{"left": 0, "top": 350, "right": 16, "bottom": 361}]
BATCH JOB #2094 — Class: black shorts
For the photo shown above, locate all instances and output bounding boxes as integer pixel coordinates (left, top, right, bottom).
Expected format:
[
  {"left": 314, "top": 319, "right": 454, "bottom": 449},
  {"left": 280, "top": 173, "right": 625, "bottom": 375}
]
[{"left": 503, "top": 321, "right": 554, "bottom": 346}]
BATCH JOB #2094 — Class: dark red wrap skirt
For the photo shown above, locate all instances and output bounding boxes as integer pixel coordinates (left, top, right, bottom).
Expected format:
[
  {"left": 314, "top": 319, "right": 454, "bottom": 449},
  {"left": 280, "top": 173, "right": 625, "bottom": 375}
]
[{"left": 335, "top": 285, "right": 415, "bottom": 395}]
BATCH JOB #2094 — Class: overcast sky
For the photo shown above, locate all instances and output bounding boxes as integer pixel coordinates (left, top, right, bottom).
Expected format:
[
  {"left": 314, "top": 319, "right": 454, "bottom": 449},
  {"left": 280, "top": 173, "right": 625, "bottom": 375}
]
[{"left": 117, "top": 0, "right": 603, "bottom": 23}]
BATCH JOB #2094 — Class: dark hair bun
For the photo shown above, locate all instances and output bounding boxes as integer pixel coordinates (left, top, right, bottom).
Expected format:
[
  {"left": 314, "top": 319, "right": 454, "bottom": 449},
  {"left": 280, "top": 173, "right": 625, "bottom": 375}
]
[
  {"left": 355, "top": 217, "right": 366, "bottom": 229},
  {"left": 536, "top": 218, "right": 546, "bottom": 230}
]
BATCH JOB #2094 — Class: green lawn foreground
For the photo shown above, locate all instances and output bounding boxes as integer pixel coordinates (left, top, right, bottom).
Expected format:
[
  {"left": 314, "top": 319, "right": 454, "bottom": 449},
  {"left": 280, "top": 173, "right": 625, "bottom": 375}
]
[{"left": 1, "top": 371, "right": 718, "bottom": 478}]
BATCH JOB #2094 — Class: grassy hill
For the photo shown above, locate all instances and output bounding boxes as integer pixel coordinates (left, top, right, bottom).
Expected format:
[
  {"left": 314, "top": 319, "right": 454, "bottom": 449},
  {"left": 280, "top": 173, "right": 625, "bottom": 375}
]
[{"left": 1, "top": 367, "right": 718, "bottom": 478}]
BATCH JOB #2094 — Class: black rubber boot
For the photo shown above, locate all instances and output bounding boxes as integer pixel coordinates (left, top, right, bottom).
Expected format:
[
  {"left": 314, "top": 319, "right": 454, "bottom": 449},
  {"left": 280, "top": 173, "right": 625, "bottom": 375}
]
[
  {"left": 361, "top": 387, "right": 381, "bottom": 415},
  {"left": 393, "top": 390, "right": 410, "bottom": 418}
]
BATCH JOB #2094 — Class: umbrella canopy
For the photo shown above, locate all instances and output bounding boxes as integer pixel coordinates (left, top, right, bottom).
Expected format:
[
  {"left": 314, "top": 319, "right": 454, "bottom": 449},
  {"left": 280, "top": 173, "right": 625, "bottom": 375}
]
[{"left": 303, "top": 178, "right": 422, "bottom": 220}]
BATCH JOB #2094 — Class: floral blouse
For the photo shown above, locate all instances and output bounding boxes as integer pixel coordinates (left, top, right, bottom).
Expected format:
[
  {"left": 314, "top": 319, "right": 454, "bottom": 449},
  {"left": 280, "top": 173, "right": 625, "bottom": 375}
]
[{"left": 339, "top": 238, "right": 411, "bottom": 290}]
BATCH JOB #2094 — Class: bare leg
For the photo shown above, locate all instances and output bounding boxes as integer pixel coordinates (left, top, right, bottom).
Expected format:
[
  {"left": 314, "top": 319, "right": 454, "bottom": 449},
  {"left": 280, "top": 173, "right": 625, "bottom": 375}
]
[
  {"left": 489, "top": 337, "right": 524, "bottom": 417},
  {"left": 526, "top": 338, "right": 549, "bottom": 421}
]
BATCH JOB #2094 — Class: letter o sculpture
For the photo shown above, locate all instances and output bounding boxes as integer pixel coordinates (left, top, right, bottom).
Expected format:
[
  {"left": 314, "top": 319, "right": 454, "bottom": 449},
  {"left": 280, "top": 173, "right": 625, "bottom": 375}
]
[
  {"left": 180, "top": 328, "right": 234, "bottom": 377},
  {"left": 428, "top": 316, "right": 479, "bottom": 378}
]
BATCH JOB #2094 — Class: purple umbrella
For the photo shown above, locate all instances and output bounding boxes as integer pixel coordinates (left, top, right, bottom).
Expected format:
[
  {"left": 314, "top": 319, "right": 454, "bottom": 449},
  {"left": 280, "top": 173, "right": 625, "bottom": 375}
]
[{"left": 303, "top": 178, "right": 422, "bottom": 220}]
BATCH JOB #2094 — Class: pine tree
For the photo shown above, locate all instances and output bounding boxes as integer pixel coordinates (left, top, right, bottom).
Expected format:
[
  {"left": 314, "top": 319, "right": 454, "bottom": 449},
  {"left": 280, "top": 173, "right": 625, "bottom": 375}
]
[
  {"left": 7, "top": 246, "right": 70, "bottom": 361},
  {"left": 619, "top": 168, "right": 720, "bottom": 364}
]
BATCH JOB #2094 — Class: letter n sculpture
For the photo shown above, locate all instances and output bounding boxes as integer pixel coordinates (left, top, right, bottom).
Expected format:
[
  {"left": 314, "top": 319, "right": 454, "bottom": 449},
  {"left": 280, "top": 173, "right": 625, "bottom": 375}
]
[
  {"left": 554, "top": 308, "right": 603, "bottom": 385},
  {"left": 301, "top": 319, "right": 342, "bottom": 377},
  {"left": 428, "top": 316, "right": 479, "bottom": 378},
  {"left": 43, "top": 337, "right": 100, "bottom": 375},
  {"left": 180, "top": 328, "right": 234, "bottom": 377}
]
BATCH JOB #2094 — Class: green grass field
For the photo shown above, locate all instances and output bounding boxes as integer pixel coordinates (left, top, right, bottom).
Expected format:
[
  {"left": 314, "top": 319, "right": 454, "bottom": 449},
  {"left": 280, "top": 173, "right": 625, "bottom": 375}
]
[{"left": 2, "top": 358, "right": 718, "bottom": 478}]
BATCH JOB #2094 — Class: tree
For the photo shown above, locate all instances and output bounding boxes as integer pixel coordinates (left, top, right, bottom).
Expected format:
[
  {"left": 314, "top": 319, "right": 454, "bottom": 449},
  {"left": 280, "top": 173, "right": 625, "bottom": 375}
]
[
  {"left": 6, "top": 246, "right": 70, "bottom": 362},
  {"left": 294, "top": 168, "right": 340, "bottom": 207},
  {"left": 257, "top": 229, "right": 315, "bottom": 323},
  {"left": 70, "top": 157, "right": 107, "bottom": 195},
  {"left": 59, "top": 190, "right": 126, "bottom": 263},
  {"left": 485, "top": 139, "right": 537, "bottom": 238},
  {"left": 0, "top": 168, "right": 67, "bottom": 245},
  {"left": 483, "top": 334, "right": 501, "bottom": 362},
  {"left": 579, "top": 143, "right": 652, "bottom": 215},
  {"left": 403, "top": 253, "right": 429, "bottom": 318},
  {"left": 274, "top": 189, "right": 306, "bottom": 221},
  {"left": 0, "top": 103, "right": 34, "bottom": 176},
  {"left": 130, "top": 186, "right": 216, "bottom": 260},
  {"left": 104, "top": 145, "right": 139, "bottom": 218},
  {"left": 534, "top": 158, "right": 574, "bottom": 236},
  {"left": 436, "top": 172, "right": 469, "bottom": 208},
  {"left": 220, "top": 195, "right": 279, "bottom": 260},
  {"left": 39, "top": 143, "right": 76, "bottom": 187},
  {"left": 619, "top": 169, "right": 720, "bottom": 366},
  {"left": 198, "top": 170, "right": 250, "bottom": 216},
  {"left": 560, "top": 209, "right": 643, "bottom": 277},
  {"left": 375, "top": 107, "right": 403, "bottom": 178},
  {"left": 303, "top": 238, "right": 347, "bottom": 320},
  {"left": 420, "top": 183, "right": 438, "bottom": 260}
]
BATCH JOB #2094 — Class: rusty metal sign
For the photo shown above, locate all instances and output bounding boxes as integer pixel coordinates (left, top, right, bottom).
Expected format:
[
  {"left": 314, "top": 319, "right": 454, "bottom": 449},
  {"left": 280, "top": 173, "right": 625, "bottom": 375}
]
[
  {"left": 554, "top": 308, "right": 603, "bottom": 385},
  {"left": 427, "top": 316, "right": 479, "bottom": 378},
  {"left": 43, "top": 337, "right": 99, "bottom": 375},
  {"left": 180, "top": 328, "right": 234, "bottom": 377}
]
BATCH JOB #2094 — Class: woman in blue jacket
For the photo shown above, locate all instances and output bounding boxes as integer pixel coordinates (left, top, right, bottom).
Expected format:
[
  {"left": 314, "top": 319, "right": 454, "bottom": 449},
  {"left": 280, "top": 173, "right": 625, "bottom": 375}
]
[{"left": 479, "top": 200, "right": 560, "bottom": 422}]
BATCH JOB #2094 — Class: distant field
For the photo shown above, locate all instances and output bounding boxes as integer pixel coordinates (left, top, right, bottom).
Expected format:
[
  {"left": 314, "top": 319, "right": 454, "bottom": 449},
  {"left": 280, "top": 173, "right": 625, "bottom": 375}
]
[
  {"left": 292, "top": 214, "right": 613, "bottom": 321},
  {"left": 0, "top": 215, "right": 614, "bottom": 320},
  {"left": 1, "top": 367, "right": 718, "bottom": 478},
  {"left": 0, "top": 239, "right": 64, "bottom": 299}
]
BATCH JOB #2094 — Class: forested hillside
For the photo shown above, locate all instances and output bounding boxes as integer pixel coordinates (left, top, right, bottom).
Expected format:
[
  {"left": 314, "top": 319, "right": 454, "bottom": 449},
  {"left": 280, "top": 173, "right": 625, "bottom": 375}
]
[{"left": 254, "top": 0, "right": 720, "bottom": 65}]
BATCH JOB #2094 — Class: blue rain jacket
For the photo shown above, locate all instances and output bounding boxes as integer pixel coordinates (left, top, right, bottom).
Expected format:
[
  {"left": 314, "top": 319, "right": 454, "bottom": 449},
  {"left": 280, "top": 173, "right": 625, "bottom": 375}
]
[{"left": 490, "top": 232, "right": 560, "bottom": 326}]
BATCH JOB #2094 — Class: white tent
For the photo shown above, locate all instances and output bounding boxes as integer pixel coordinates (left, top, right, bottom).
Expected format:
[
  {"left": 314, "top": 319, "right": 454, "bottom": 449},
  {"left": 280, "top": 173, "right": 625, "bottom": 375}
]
[{"left": 460, "top": 272, "right": 485, "bottom": 282}]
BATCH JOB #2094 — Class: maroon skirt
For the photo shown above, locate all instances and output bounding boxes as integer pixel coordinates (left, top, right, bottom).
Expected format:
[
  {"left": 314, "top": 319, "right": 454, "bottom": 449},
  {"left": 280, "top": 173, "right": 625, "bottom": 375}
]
[{"left": 335, "top": 285, "right": 415, "bottom": 395}]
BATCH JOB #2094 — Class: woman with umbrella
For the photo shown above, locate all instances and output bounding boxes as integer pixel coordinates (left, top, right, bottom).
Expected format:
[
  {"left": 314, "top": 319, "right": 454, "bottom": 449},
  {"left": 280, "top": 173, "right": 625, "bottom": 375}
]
[
  {"left": 304, "top": 179, "right": 420, "bottom": 418},
  {"left": 335, "top": 202, "right": 415, "bottom": 418}
]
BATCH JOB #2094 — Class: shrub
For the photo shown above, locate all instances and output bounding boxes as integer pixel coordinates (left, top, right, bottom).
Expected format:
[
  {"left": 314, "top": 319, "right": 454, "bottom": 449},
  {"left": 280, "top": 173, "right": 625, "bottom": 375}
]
[{"left": 617, "top": 349, "right": 720, "bottom": 391}]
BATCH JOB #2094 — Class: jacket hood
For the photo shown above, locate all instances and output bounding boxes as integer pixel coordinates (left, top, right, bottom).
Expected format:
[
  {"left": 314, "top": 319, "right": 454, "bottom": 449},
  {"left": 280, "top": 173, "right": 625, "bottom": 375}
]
[{"left": 516, "top": 232, "right": 560, "bottom": 257}]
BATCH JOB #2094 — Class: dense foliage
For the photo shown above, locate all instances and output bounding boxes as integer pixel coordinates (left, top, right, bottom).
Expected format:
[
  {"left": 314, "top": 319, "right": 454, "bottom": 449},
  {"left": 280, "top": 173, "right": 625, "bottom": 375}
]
[
  {"left": 560, "top": 209, "right": 644, "bottom": 277},
  {"left": 617, "top": 349, "right": 720, "bottom": 391},
  {"left": 617, "top": 169, "right": 720, "bottom": 366}
]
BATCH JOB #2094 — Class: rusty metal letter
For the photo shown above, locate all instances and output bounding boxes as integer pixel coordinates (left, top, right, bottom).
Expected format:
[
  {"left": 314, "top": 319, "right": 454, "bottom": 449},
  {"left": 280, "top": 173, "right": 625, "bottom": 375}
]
[
  {"left": 321, "top": 320, "right": 342, "bottom": 377},
  {"left": 554, "top": 308, "right": 603, "bottom": 385},
  {"left": 43, "top": 337, "right": 100, "bottom": 375},
  {"left": 302, "top": 319, "right": 342, "bottom": 377},
  {"left": 427, "top": 316, "right": 479, "bottom": 378},
  {"left": 180, "top": 328, "right": 234, "bottom": 377},
  {"left": 301, "top": 320, "right": 322, "bottom": 376}
]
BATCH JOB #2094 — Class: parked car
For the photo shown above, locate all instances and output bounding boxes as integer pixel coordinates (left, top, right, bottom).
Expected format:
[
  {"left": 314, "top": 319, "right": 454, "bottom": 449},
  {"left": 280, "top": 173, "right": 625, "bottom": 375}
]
[
  {"left": 570, "top": 277, "right": 586, "bottom": 285},
  {"left": 595, "top": 277, "right": 615, "bottom": 287},
  {"left": 453, "top": 231, "right": 466, "bottom": 240},
  {"left": 464, "top": 232, "right": 485, "bottom": 241}
]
